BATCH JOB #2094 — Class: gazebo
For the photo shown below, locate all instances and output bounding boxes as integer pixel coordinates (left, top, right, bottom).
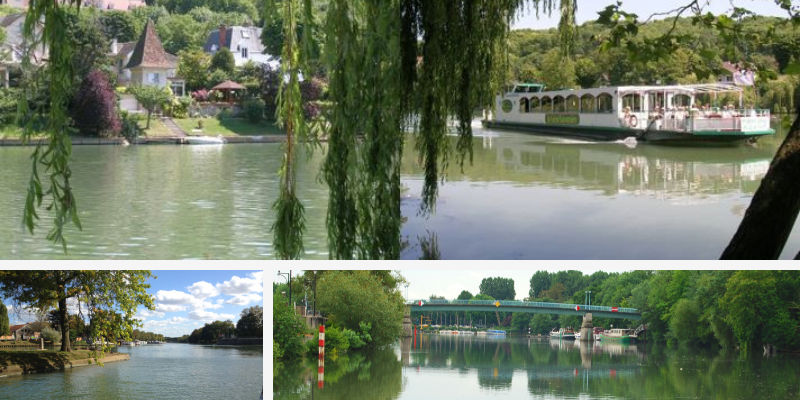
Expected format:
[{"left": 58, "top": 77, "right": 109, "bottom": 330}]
[{"left": 211, "top": 80, "right": 246, "bottom": 104}]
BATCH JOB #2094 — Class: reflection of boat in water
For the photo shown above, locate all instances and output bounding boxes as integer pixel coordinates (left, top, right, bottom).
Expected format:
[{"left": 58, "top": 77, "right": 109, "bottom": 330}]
[
  {"left": 183, "top": 136, "right": 225, "bottom": 145},
  {"left": 490, "top": 134, "right": 773, "bottom": 199}
]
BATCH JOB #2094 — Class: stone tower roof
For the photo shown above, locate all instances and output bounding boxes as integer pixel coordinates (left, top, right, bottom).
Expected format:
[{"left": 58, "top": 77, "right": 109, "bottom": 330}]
[{"left": 125, "top": 20, "right": 174, "bottom": 69}]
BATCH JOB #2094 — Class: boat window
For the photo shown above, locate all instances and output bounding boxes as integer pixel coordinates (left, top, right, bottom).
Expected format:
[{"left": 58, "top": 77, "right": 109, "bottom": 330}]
[
  {"left": 622, "top": 93, "right": 642, "bottom": 112},
  {"left": 672, "top": 94, "right": 691, "bottom": 108},
  {"left": 530, "top": 97, "right": 541, "bottom": 112},
  {"left": 514, "top": 86, "right": 527, "bottom": 93},
  {"left": 553, "top": 96, "right": 565, "bottom": 112},
  {"left": 566, "top": 95, "right": 579, "bottom": 112},
  {"left": 597, "top": 93, "right": 613, "bottom": 113},
  {"left": 541, "top": 96, "right": 552, "bottom": 112},
  {"left": 581, "top": 94, "right": 595, "bottom": 113},
  {"left": 519, "top": 97, "right": 529, "bottom": 113}
]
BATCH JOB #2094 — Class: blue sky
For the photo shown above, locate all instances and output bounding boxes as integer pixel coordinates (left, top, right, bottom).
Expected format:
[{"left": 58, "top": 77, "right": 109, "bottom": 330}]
[
  {"left": 512, "top": 0, "right": 794, "bottom": 30},
  {"left": 6, "top": 270, "right": 263, "bottom": 338}
]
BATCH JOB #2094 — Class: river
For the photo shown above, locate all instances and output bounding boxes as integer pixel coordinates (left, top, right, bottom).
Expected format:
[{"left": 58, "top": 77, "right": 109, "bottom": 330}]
[
  {"left": 0, "top": 344, "right": 263, "bottom": 399},
  {"left": 1, "top": 119, "right": 798, "bottom": 259},
  {"left": 272, "top": 333, "right": 800, "bottom": 400}
]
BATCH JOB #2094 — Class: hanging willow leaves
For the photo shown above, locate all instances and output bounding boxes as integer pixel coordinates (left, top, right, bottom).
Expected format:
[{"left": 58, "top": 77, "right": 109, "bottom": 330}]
[
  {"left": 20, "top": 0, "right": 83, "bottom": 252},
  {"left": 270, "top": 0, "right": 316, "bottom": 260}
]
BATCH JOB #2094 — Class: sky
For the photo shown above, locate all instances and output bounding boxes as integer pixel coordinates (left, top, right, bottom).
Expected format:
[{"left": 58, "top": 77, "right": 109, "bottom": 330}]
[
  {"left": 512, "top": 0, "right": 795, "bottom": 30},
  {"left": 6, "top": 270, "right": 263, "bottom": 338}
]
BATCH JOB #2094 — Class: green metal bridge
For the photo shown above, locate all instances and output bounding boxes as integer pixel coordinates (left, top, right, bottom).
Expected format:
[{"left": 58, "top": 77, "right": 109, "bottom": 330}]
[{"left": 407, "top": 299, "right": 641, "bottom": 320}]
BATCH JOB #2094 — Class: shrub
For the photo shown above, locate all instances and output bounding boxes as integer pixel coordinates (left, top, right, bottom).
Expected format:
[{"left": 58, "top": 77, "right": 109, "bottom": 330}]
[
  {"left": 118, "top": 111, "right": 141, "bottom": 141},
  {"left": 210, "top": 47, "right": 235, "bottom": 74},
  {"left": 243, "top": 98, "right": 265, "bottom": 123},
  {"left": 306, "top": 325, "right": 349, "bottom": 358},
  {"left": 192, "top": 89, "right": 210, "bottom": 102},
  {"left": 273, "top": 294, "right": 305, "bottom": 360},
  {"left": 41, "top": 327, "right": 62, "bottom": 343},
  {"left": 0, "top": 88, "right": 20, "bottom": 126},
  {"left": 171, "top": 97, "right": 192, "bottom": 119},
  {"left": 70, "top": 70, "right": 121, "bottom": 136},
  {"left": 217, "top": 108, "right": 233, "bottom": 120}
]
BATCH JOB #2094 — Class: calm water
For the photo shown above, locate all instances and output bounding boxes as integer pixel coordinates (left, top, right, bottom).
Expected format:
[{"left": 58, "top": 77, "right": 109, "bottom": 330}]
[
  {"left": 0, "top": 344, "right": 263, "bottom": 399},
  {"left": 273, "top": 333, "right": 800, "bottom": 400},
  {"left": 1, "top": 119, "right": 797, "bottom": 259}
]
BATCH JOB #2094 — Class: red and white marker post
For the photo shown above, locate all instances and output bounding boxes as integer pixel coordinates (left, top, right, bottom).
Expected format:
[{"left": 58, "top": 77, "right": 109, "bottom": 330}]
[{"left": 318, "top": 325, "right": 325, "bottom": 388}]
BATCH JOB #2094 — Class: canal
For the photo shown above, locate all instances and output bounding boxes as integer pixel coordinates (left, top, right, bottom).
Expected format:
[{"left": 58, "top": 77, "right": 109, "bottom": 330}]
[
  {"left": 0, "top": 344, "right": 263, "bottom": 399},
  {"left": 273, "top": 333, "right": 800, "bottom": 400},
  {"left": 1, "top": 119, "right": 798, "bottom": 259}
]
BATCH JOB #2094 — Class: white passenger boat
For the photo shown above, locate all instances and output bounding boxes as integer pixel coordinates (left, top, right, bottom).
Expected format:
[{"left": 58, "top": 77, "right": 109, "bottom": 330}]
[
  {"left": 184, "top": 135, "right": 225, "bottom": 145},
  {"left": 549, "top": 328, "right": 576, "bottom": 340},
  {"left": 487, "top": 83, "right": 773, "bottom": 145}
]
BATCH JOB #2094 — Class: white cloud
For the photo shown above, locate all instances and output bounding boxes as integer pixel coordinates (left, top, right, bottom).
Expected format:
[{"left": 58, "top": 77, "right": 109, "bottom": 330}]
[
  {"left": 187, "top": 281, "right": 219, "bottom": 300},
  {"left": 187, "top": 310, "right": 236, "bottom": 321},
  {"left": 144, "top": 317, "right": 189, "bottom": 328},
  {"left": 216, "top": 272, "right": 263, "bottom": 295},
  {"left": 190, "top": 299, "right": 224, "bottom": 310},
  {"left": 155, "top": 303, "right": 187, "bottom": 313},
  {"left": 8, "top": 305, "right": 39, "bottom": 324},
  {"left": 225, "top": 293, "right": 263, "bottom": 306},
  {"left": 138, "top": 309, "right": 165, "bottom": 318},
  {"left": 154, "top": 290, "right": 197, "bottom": 305}
]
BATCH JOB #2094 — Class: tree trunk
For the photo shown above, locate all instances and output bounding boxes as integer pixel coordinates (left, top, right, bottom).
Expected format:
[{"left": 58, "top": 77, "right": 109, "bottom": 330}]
[
  {"left": 721, "top": 108, "right": 800, "bottom": 259},
  {"left": 146, "top": 110, "right": 152, "bottom": 129},
  {"left": 57, "top": 272, "right": 71, "bottom": 352},
  {"left": 495, "top": 311, "right": 501, "bottom": 326}
]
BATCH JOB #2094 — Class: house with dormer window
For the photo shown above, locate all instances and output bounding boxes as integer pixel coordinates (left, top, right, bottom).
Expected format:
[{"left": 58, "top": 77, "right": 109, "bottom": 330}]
[
  {"left": 113, "top": 20, "right": 184, "bottom": 97},
  {"left": 203, "top": 25, "right": 275, "bottom": 67}
]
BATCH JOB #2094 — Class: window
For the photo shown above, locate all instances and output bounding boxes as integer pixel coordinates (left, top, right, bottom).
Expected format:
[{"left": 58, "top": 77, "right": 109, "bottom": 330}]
[
  {"left": 241, "top": 47, "right": 248, "bottom": 58},
  {"left": 530, "top": 97, "right": 541, "bottom": 113},
  {"left": 597, "top": 93, "right": 613, "bottom": 113},
  {"left": 553, "top": 96, "right": 565, "bottom": 112},
  {"left": 241, "top": 30, "right": 251, "bottom": 39},
  {"left": 541, "top": 96, "right": 552, "bottom": 112},
  {"left": 580, "top": 94, "right": 595, "bottom": 113},
  {"left": 519, "top": 98, "right": 529, "bottom": 113},
  {"left": 566, "top": 95, "right": 579, "bottom": 112},
  {"left": 672, "top": 94, "right": 691, "bottom": 108},
  {"left": 148, "top": 72, "right": 160, "bottom": 84},
  {"left": 622, "top": 93, "right": 642, "bottom": 112}
]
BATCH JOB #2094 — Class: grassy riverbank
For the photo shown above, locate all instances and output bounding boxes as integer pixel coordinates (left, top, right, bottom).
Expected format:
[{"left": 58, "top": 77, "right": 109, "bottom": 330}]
[
  {"left": 0, "top": 350, "right": 129, "bottom": 376},
  {"left": 174, "top": 118, "right": 283, "bottom": 136}
]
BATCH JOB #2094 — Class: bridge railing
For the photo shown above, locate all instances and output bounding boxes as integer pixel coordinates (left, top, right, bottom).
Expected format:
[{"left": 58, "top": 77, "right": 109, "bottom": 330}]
[{"left": 407, "top": 299, "right": 638, "bottom": 314}]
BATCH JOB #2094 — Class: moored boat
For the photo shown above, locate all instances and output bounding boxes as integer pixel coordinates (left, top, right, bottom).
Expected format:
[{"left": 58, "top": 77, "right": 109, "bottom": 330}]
[
  {"left": 600, "top": 328, "right": 634, "bottom": 343},
  {"left": 487, "top": 83, "right": 773, "bottom": 145},
  {"left": 487, "top": 329, "right": 506, "bottom": 335},
  {"left": 549, "top": 327, "right": 576, "bottom": 340}
]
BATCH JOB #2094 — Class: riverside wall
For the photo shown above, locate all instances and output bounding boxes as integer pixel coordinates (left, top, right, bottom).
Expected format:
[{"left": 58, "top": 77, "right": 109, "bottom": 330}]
[{"left": 215, "top": 338, "right": 263, "bottom": 345}]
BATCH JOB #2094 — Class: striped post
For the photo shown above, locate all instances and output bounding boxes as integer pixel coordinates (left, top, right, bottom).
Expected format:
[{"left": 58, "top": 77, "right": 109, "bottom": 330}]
[{"left": 318, "top": 325, "right": 325, "bottom": 388}]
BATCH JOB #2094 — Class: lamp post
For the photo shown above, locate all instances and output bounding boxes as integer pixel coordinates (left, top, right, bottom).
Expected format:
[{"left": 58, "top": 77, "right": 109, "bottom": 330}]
[
  {"left": 278, "top": 270, "right": 291, "bottom": 307},
  {"left": 313, "top": 270, "right": 317, "bottom": 317},
  {"left": 588, "top": 291, "right": 591, "bottom": 306},
  {"left": 584, "top": 291, "right": 588, "bottom": 306},
  {"left": 404, "top": 283, "right": 409, "bottom": 302}
]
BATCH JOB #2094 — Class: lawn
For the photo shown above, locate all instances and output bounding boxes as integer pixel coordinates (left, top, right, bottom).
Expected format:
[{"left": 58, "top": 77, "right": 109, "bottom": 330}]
[
  {"left": 174, "top": 117, "right": 283, "bottom": 137},
  {"left": 0, "top": 125, "right": 48, "bottom": 140},
  {"left": 140, "top": 118, "right": 174, "bottom": 137}
]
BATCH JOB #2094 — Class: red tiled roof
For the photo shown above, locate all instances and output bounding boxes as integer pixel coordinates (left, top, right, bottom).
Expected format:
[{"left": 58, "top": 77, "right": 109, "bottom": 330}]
[
  {"left": 9, "top": 324, "right": 26, "bottom": 333},
  {"left": 125, "top": 20, "right": 175, "bottom": 69}
]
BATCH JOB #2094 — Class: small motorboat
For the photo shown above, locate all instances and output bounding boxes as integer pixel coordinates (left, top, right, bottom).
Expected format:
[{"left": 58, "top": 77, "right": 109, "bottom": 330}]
[{"left": 183, "top": 136, "right": 225, "bottom": 145}]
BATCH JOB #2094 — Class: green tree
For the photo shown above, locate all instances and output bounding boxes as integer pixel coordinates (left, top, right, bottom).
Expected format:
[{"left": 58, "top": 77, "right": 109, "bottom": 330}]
[
  {"left": 669, "top": 298, "right": 703, "bottom": 344},
  {"left": 316, "top": 270, "right": 404, "bottom": 348},
  {"left": 529, "top": 313, "right": 556, "bottom": 335},
  {"left": 156, "top": 13, "right": 206, "bottom": 55},
  {"left": 128, "top": 85, "right": 171, "bottom": 129},
  {"left": 0, "top": 302, "right": 8, "bottom": 338},
  {"left": 457, "top": 290, "right": 473, "bottom": 300},
  {"left": 210, "top": 47, "right": 235, "bottom": 74},
  {"left": 0, "top": 271, "right": 154, "bottom": 358},
  {"left": 479, "top": 277, "right": 515, "bottom": 300},
  {"left": 41, "top": 326, "right": 62, "bottom": 343},
  {"left": 177, "top": 49, "right": 211, "bottom": 91},
  {"left": 529, "top": 271, "right": 552, "bottom": 299},
  {"left": 100, "top": 10, "right": 140, "bottom": 43},
  {"left": 539, "top": 48, "right": 576, "bottom": 90},
  {"left": 236, "top": 305, "right": 263, "bottom": 337},
  {"left": 272, "top": 293, "right": 305, "bottom": 359}
]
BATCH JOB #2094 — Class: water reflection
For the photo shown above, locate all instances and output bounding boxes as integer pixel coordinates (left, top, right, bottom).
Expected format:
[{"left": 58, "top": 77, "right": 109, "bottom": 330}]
[{"left": 274, "top": 333, "right": 800, "bottom": 400}]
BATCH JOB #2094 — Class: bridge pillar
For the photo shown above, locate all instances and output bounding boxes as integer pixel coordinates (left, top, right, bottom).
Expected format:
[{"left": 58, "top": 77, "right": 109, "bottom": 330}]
[
  {"left": 580, "top": 313, "right": 593, "bottom": 342},
  {"left": 402, "top": 312, "right": 413, "bottom": 337}
]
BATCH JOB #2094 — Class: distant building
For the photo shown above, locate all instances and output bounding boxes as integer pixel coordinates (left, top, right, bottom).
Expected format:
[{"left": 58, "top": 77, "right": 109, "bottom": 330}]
[
  {"left": 203, "top": 25, "right": 275, "bottom": 67},
  {"left": 0, "top": 0, "right": 144, "bottom": 10},
  {"left": 0, "top": 12, "right": 45, "bottom": 88},
  {"left": 1, "top": 324, "right": 40, "bottom": 340},
  {"left": 112, "top": 20, "right": 184, "bottom": 96}
]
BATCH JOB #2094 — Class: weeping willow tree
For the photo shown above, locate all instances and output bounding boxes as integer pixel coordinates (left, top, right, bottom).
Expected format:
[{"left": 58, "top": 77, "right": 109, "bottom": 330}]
[{"left": 268, "top": 0, "right": 576, "bottom": 259}]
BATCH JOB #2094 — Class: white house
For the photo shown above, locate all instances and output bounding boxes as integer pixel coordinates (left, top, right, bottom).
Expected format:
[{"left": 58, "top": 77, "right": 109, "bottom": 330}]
[
  {"left": 0, "top": 12, "right": 45, "bottom": 88},
  {"left": 120, "top": 20, "right": 184, "bottom": 96},
  {"left": 203, "top": 25, "right": 276, "bottom": 67}
]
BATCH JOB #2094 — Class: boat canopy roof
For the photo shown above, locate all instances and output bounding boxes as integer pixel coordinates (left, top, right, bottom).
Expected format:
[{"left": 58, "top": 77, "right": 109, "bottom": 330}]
[
  {"left": 507, "top": 83, "right": 744, "bottom": 98},
  {"left": 617, "top": 83, "right": 744, "bottom": 95}
]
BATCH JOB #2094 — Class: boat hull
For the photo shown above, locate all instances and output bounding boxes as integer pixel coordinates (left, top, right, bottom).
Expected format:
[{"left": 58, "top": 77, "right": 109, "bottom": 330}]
[
  {"left": 549, "top": 333, "right": 576, "bottom": 340},
  {"left": 600, "top": 334, "right": 632, "bottom": 343},
  {"left": 484, "top": 120, "right": 773, "bottom": 146}
]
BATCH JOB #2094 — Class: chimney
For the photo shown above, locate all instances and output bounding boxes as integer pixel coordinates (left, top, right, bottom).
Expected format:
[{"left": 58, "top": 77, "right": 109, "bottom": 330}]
[{"left": 218, "top": 24, "right": 227, "bottom": 51}]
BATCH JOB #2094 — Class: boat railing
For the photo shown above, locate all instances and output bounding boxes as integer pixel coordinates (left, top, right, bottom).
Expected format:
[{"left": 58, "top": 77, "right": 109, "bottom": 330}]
[
  {"left": 409, "top": 299, "right": 638, "bottom": 314},
  {"left": 632, "top": 108, "right": 771, "bottom": 133}
]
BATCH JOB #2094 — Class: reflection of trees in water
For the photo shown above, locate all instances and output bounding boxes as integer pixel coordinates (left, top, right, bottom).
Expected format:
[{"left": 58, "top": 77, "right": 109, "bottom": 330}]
[
  {"left": 477, "top": 366, "right": 514, "bottom": 390},
  {"left": 272, "top": 347, "right": 405, "bottom": 400}
]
